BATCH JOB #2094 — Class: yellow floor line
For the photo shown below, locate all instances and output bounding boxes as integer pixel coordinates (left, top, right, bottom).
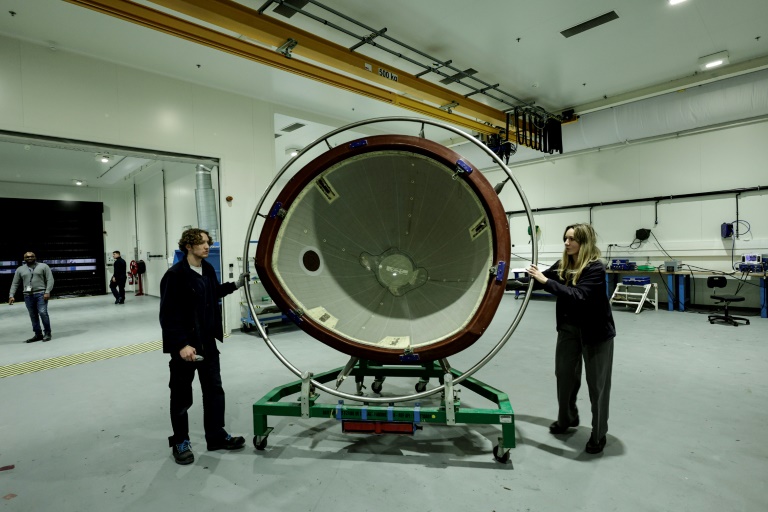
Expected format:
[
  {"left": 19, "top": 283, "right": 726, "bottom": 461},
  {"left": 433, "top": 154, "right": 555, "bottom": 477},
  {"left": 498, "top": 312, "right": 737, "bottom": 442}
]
[{"left": 0, "top": 340, "right": 162, "bottom": 379}]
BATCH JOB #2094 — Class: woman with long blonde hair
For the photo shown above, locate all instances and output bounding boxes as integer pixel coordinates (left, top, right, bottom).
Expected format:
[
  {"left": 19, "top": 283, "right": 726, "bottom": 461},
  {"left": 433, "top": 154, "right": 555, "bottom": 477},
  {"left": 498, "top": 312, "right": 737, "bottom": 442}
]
[{"left": 525, "top": 223, "right": 615, "bottom": 454}]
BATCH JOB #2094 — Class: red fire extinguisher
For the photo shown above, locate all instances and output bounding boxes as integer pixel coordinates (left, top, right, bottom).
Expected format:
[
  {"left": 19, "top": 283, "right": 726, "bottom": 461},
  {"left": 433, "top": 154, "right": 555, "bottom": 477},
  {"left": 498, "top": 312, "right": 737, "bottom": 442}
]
[
  {"left": 129, "top": 260, "right": 138, "bottom": 285},
  {"left": 130, "top": 260, "right": 146, "bottom": 296}
]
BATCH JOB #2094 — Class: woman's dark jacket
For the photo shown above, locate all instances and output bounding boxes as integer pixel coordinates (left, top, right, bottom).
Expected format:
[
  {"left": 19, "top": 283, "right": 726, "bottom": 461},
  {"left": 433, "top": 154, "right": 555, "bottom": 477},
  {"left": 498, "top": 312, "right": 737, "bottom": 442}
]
[
  {"left": 536, "top": 260, "right": 616, "bottom": 344},
  {"left": 159, "top": 257, "right": 237, "bottom": 355}
]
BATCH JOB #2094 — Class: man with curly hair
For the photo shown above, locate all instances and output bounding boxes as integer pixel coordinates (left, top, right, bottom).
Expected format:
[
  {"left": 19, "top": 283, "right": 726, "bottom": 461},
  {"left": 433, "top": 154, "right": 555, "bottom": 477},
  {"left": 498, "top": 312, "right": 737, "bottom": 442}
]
[{"left": 159, "top": 227, "right": 247, "bottom": 465}]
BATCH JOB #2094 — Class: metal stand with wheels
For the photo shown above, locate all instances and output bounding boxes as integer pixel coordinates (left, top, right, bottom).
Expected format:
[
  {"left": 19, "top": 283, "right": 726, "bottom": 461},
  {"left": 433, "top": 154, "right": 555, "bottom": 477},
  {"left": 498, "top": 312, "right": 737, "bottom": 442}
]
[{"left": 252, "top": 360, "right": 515, "bottom": 463}]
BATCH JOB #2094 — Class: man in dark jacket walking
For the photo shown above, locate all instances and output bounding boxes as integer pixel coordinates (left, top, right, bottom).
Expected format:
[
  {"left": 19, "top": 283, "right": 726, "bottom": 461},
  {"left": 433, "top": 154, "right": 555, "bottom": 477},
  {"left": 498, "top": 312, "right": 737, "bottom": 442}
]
[
  {"left": 160, "top": 228, "right": 247, "bottom": 465},
  {"left": 110, "top": 251, "right": 127, "bottom": 304}
]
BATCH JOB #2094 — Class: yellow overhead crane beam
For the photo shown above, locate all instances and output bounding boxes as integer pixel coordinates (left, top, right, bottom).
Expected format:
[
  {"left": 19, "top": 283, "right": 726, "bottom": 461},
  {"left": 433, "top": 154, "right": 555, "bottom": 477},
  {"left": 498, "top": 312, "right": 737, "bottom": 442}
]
[{"left": 66, "top": 0, "right": 508, "bottom": 136}]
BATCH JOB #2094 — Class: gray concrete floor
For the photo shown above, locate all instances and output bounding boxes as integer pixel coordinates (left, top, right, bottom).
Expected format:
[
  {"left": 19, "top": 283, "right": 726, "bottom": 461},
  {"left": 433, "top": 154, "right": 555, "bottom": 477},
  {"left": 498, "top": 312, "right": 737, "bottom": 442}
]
[{"left": 1, "top": 293, "right": 766, "bottom": 511}]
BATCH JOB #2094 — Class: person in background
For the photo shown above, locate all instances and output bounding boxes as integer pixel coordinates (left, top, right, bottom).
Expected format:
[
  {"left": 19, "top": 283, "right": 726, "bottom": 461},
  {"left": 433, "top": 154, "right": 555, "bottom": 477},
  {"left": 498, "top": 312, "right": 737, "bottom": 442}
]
[
  {"left": 159, "top": 228, "right": 247, "bottom": 465},
  {"left": 110, "top": 250, "right": 127, "bottom": 304},
  {"left": 8, "top": 252, "right": 54, "bottom": 343},
  {"left": 514, "top": 223, "right": 615, "bottom": 454}
]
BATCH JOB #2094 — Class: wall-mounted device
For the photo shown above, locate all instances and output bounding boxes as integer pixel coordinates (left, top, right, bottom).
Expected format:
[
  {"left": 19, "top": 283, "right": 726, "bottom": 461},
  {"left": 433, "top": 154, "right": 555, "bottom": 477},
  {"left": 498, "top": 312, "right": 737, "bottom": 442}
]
[
  {"left": 721, "top": 222, "right": 734, "bottom": 238},
  {"left": 664, "top": 260, "right": 682, "bottom": 272}
]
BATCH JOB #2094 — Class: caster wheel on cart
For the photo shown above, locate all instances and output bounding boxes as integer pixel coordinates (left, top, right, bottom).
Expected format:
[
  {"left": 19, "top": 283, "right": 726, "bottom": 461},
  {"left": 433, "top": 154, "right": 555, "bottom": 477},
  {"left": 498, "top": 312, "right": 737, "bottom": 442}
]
[
  {"left": 371, "top": 380, "right": 383, "bottom": 394},
  {"left": 493, "top": 445, "right": 510, "bottom": 464},
  {"left": 415, "top": 381, "right": 427, "bottom": 393},
  {"left": 254, "top": 437, "right": 268, "bottom": 450}
]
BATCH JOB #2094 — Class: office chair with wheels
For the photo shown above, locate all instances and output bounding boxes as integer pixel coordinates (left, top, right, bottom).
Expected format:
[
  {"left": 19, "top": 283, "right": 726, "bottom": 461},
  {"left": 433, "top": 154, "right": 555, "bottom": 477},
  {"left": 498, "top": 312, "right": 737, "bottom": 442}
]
[{"left": 707, "top": 276, "right": 750, "bottom": 326}]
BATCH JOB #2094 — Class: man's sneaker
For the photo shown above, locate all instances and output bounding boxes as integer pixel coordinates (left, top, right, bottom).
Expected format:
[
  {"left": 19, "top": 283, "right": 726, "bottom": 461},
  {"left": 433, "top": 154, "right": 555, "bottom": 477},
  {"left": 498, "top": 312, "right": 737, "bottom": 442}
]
[
  {"left": 172, "top": 440, "right": 194, "bottom": 465},
  {"left": 207, "top": 434, "right": 246, "bottom": 451},
  {"left": 25, "top": 335, "right": 43, "bottom": 343},
  {"left": 42, "top": 334, "right": 52, "bottom": 342}
]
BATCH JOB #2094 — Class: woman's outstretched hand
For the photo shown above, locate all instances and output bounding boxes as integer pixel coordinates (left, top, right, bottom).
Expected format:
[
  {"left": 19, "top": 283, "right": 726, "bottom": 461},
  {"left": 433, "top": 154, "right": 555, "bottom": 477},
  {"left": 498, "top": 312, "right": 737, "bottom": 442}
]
[{"left": 527, "top": 264, "right": 548, "bottom": 285}]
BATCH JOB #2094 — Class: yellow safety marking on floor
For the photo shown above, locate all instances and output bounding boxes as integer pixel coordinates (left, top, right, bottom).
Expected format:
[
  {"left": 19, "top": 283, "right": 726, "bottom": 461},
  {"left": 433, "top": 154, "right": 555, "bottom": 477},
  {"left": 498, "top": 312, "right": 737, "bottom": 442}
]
[{"left": 0, "top": 340, "right": 162, "bottom": 379}]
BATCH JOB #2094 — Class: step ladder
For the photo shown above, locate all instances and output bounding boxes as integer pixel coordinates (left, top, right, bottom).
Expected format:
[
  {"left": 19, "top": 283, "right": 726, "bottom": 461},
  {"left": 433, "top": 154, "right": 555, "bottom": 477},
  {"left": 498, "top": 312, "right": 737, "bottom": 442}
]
[{"left": 610, "top": 283, "right": 658, "bottom": 314}]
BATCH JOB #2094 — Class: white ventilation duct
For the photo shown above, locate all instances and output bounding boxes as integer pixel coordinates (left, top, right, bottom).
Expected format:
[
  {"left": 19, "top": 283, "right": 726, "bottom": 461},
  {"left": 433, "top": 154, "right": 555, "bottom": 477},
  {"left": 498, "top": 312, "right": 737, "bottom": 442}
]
[
  {"left": 508, "top": 69, "right": 768, "bottom": 165},
  {"left": 195, "top": 165, "right": 219, "bottom": 243}
]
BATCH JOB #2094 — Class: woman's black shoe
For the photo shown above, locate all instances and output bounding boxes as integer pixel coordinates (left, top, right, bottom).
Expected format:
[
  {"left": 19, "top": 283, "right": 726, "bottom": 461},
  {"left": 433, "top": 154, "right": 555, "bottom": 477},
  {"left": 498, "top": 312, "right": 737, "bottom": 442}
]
[
  {"left": 549, "top": 417, "right": 579, "bottom": 434},
  {"left": 585, "top": 435, "right": 607, "bottom": 454}
]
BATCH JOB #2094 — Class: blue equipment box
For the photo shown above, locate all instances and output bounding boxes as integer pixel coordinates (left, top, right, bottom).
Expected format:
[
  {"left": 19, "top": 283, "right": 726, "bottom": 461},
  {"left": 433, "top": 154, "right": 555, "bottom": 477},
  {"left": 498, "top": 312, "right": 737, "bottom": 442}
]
[
  {"left": 738, "top": 262, "right": 765, "bottom": 273},
  {"left": 622, "top": 276, "right": 651, "bottom": 285},
  {"left": 611, "top": 259, "right": 637, "bottom": 271}
]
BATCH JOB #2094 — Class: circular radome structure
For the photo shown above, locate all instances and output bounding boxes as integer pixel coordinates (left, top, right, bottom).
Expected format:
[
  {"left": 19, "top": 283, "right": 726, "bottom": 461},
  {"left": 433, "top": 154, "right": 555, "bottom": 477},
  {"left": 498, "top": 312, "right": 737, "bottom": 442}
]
[{"left": 255, "top": 135, "right": 510, "bottom": 364}]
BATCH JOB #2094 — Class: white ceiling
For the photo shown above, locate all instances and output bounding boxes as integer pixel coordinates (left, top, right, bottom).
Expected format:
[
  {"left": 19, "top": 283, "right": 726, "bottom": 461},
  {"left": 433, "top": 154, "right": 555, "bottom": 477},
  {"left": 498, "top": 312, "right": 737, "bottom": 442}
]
[
  {"left": 0, "top": 139, "right": 124, "bottom": 188},
  {"left": 1, "top": 0, "right": 767, "bottom": 187}
]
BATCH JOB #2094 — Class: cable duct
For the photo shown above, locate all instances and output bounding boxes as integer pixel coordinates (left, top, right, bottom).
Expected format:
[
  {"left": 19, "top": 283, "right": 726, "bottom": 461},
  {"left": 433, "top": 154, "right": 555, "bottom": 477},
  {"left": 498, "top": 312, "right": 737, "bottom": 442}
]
[
  {"left": 195, "top": 165, "right": 219, "bottom": 243},
  {"left": 564, "top": 69, "right": 768, "bottom": 158}
]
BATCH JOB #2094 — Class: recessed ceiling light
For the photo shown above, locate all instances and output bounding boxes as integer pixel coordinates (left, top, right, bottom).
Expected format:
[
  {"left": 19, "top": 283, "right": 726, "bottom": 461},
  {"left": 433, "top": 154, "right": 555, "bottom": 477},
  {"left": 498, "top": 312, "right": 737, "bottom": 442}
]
[
  {"left": 286, "top": 147, "right": 300, "bottom": 157},
  {"left": 668, "top": 0, "right": 687, "bottom": 5},
  {"left": 72, "top": 179, "right": 85, "bottom": 186},
  {"left": 698, "top": 51, "right": 729, "bottom": 71},
  {"left": 101, "top": 155, "right": 110, "bottom": 163}
]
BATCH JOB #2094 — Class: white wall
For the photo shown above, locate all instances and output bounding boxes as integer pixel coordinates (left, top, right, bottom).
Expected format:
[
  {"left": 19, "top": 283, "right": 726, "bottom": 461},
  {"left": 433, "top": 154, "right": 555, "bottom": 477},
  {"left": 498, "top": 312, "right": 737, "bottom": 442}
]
[
  {"left": 101, "top": 187, "right": 135, "bottom": 287},
  {"left": 134, "top": 165, "right": 167, "bottom": 298},
  {"left": 489, "top": 120, "right": 768, "bottom": 307},
  {"left": 163, "top": 162, "right": 201, "bottom": 256},
  {"left": 0, "top": 35, "right": 275, "bottom": 330}
]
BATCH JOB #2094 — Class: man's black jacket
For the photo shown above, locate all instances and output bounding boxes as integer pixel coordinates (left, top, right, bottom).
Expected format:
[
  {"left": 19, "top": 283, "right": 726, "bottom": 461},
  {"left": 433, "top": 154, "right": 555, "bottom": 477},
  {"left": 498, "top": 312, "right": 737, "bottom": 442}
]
[
  {"left": 159, "top": 257, "right": 237, "bottom": 355},
  {"left": 113, "top": 257, "right": 127, "bottom": 283}
]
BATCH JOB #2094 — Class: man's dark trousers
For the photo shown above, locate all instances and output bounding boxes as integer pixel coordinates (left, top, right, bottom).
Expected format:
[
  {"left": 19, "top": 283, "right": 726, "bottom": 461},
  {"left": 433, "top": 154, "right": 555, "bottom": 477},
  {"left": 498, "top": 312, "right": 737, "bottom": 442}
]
[
  {"left": 168, "top": 350, "right": 226, "bottom": 445},
  {"left": 110, "top": 278, "right": 126, "bottom": 303}
]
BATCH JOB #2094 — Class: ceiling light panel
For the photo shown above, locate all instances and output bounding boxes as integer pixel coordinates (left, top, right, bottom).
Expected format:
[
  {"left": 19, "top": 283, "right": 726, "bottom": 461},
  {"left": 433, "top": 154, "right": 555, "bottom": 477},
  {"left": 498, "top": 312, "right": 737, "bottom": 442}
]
[{"left": 698, "top": 51, "right": 729, "bottom": 71}]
